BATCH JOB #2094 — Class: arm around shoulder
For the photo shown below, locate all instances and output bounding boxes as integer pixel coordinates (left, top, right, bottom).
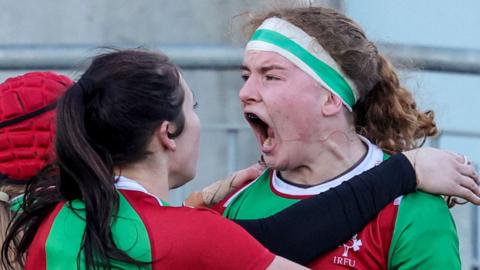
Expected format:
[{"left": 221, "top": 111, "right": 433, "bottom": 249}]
[{"left": 180, "top": 207, "right": 276, "bottom": 270}]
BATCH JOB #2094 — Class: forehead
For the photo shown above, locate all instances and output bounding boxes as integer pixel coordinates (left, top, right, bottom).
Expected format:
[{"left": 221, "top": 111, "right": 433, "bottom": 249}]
[{"left": 243, "top": 50, "right": 298, "bottom": 70}]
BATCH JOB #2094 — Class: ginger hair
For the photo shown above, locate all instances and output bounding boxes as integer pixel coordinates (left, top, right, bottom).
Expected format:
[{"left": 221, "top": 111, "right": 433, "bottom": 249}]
[{"left": 245, "top": 7, "right": 438, "bottom": 153}]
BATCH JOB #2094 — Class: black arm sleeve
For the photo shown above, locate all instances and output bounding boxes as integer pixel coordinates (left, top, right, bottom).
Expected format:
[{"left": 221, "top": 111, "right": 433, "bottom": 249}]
[{"left": 234, "top": 153, "right": 416, "bottom": 264}]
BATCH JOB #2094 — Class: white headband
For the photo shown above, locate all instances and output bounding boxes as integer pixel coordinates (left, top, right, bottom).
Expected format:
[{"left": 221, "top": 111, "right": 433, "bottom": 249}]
[{"left": 246, "top": 17, "right": 358, "bottom": 111}]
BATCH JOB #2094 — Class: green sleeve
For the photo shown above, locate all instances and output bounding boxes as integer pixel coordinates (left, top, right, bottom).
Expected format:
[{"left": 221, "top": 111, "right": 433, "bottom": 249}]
[{"left": 388, "top": 191, "right": 460, "bottom": 270}]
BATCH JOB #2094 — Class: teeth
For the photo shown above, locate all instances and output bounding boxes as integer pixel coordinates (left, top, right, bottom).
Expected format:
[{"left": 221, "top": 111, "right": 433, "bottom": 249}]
[{"left": 263, "top": 138, "right": 272, "bottom": 147}]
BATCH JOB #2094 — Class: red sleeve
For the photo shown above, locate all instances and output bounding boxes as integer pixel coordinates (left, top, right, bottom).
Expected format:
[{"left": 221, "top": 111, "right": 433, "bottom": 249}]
[
  {"left": 121, "top": 190, "right": 274, "bottom": 270},
  {"left": 174, "top": 207, "right": 275, "bottom": 270}
]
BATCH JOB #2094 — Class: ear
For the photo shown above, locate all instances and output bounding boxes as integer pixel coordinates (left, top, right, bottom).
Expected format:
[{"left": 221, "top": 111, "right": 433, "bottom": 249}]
[
  {"left": 321, "top": 92, "right": 343, "bottom": 116},
  {"left": 158, "top": 121, "right": 176, "bottom": 152}
]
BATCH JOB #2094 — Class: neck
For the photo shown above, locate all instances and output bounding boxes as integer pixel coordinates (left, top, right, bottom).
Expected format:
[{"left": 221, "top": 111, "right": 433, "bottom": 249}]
[
  {"left": 114, "top": 154, "right": 170, "bottom": 202},
  {"left": 281, "top": 132, "right": 367, "bottom": 186}
]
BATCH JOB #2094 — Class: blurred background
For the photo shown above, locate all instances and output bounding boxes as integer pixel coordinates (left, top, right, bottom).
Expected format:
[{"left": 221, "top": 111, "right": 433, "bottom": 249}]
[{"left": 0, "top": 0, "right": 478, "bottom": 268}]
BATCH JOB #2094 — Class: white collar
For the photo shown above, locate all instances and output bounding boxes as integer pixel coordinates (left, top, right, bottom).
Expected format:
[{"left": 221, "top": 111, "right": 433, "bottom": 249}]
[
  {"left": 115, "top": 175, "right": 166, "bottom": 206},
  {"left": 271, "top": 136, "right": 384, "bottom": 196}
]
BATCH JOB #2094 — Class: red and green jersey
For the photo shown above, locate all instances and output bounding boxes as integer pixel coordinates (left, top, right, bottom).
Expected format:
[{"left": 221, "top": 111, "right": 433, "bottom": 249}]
[
  {"left": 217, "top": 138, "right": 460, "bottom": 269},
  {"left": 26, "top": 176, "right": 275, "bottom": 270}
]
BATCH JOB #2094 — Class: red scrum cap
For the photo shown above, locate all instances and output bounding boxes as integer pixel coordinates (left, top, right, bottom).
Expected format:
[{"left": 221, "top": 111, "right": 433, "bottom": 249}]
[{"left": 0, "top": 72, "right": 73, "bottom": 181}]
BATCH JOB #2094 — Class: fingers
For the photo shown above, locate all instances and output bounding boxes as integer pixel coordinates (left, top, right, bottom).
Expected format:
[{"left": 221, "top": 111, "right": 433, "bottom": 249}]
[
  {"left": 443, "top": 149, "right": 461, "bottom": 160},
  {"left": 458, "top": 163, "right": 479, "bottom": 184},
  {"left": 456, "top": 186, "right": 480, "bottom": 205},
  {"left": 438, "top": 149, "right": 471, "bottom": 165},
  {"left": 455, "top": 153, "right": 465, "bottom": 163},
  {"left": 458, "top": 174, "right": 480, "bottom": 198},
  {"left": 458, "top": 163, "right": 478, "bottom": 180},
  {"left": 248, "top": 163, "right": 266, "bottom": 176},
  {"left": 459, "top": 164, "right": 480, "bottom": 193},
  {"left": 183, "top": 192, "right": 206, "bottom": 208},
  {"left": 449, "top": 153, "right": 480, "bottom": 204},
  {"left": 237, "top": 168, "right": 261, "bottom": 182},
  {"left": 199, "top": 163, "right": 266, "bottom": 207},
  {"left": 444, "top": 150, "right": 468, "bottom": 164},
  {"left": 231, "top": 164, "right": 265, "bottom": 189},
  {"left": 450, "top": 173, "right": 480, "bottom": 206}
]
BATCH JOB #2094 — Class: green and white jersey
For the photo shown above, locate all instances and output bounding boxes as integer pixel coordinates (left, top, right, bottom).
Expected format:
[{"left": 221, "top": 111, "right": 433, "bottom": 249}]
[{"left": 219, "top": 136, "right": 460, "bottom": 269}]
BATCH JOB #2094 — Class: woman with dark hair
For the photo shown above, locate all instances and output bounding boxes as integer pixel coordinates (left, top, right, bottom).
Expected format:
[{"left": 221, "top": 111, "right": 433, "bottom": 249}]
[{"left": 2, "top": 49, "right": 477, "bottom": 269}]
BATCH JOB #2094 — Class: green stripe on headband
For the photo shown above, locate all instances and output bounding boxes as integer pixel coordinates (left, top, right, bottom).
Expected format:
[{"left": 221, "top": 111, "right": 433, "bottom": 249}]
[{"left": 250, "top": 29, "right": 356, "bottom": 107}]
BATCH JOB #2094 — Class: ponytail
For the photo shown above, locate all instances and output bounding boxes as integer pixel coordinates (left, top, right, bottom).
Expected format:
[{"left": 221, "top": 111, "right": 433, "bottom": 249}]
[
  {"left": 353, "top": 55, "right": 438, "bottom": 154},
  {"left": 55, "top": 80, "right": 147, "bottom": 269}
]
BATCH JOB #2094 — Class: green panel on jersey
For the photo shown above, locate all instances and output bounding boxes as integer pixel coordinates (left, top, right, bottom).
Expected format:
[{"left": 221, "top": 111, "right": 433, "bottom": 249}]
[
  {"left": 223, "top": 170, "right": 300, "bottom": 219},
  {"left": 45, "top": 193, "right": 152, "bottom": 269},
  {"left": 387, "top": 191, "right": 460, "bottom": 270},
  {"left": 160, "top": 199, "right": 170, "bottom": 206},
  {"left": 224, "top": 153, "right": 391, "bottom": 220}
]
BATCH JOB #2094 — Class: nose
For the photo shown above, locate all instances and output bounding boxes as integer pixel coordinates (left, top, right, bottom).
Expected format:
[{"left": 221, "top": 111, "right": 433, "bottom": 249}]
[{"left": 239, "top": 76, "right": 261, "bottom": 105}]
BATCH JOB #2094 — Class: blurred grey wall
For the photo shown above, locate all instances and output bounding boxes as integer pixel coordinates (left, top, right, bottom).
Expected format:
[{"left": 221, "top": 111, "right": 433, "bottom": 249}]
[{"left": 0, "top": 0, "right": 341, "bottom": 202}]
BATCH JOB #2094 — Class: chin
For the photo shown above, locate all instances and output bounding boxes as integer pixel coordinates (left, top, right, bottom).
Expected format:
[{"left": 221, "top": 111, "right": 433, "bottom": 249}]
[
  {"left": 169, "top": 183, "right": 185, "bottom": 190},
  {"left": 169, "top": 172, "right": 196, "bottom": 189},
  {"left": 264, "top": 156, "right": 288, "bottom": 171}
]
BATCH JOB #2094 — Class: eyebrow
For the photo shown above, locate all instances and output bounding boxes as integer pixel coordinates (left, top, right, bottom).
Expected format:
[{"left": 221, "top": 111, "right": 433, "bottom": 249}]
[{"left": 241, "top": 64, "right": 287, "bottom": 73}]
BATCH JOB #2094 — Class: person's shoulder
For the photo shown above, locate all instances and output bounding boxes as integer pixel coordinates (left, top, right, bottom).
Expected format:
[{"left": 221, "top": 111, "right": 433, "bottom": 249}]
[
  {"left": 163, "top": 205, "right": 222, "bottom": 217},
  {"left": 395, "top": 191, "right": 454, "bottom": 228},
  {"left": 404, "top": 190, "right": 443, "bottom": 200},
  {"left": 158, "top": 206, "right": 238, "bottom": 231},
  {"left": 393, "top": 191, "right": 457, "bottom": 241},
  {"left": 129, "top": 204, "right": 274, "bottom": 269},
  {"left": 159, "top": 207, "right": 270, "bottom": 253},
  {"left": 388, "top": 192, "right": 460, "bottom": 269},
  {"left": 400, "top": 191, "right": 450, "bottom": 213}
]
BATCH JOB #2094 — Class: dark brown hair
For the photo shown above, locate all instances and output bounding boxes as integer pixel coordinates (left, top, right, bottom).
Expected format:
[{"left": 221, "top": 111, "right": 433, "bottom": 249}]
[
  {"left": 2, "top": 49, "right": 185, "bottom": 269},
  {"left": 246, "top": 7, "right": 437, "bottom": 153}
]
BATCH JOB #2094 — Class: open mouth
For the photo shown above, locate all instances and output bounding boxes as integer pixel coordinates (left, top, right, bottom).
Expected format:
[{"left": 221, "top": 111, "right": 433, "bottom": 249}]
[{"left": 245, "top": 112, "right": 275, "bottom": 152}]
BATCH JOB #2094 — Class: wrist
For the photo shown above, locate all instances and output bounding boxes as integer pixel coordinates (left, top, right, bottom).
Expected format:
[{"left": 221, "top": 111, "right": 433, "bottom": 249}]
[{"left": 402, "top": 149, "right": 420, "bottom": 188}]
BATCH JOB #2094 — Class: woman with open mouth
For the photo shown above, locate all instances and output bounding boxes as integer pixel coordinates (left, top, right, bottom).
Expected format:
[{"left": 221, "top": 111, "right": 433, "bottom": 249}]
[
  {"left": 1, "top": 51, "right": 476, "bottom": 269},
  {"left": 216, "top": 6, "right": 474, "bottom": 270}
]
